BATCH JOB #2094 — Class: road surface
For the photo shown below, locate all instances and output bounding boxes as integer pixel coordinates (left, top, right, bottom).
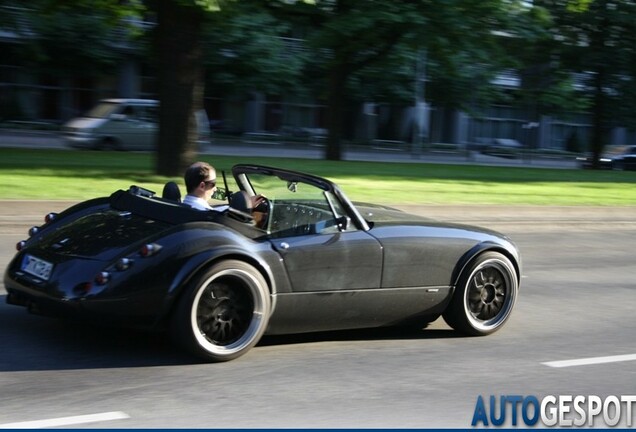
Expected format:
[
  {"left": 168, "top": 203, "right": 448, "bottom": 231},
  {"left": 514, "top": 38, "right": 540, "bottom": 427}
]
[{"left": 0, "top": 203, "right": 634, "bottom": 428}]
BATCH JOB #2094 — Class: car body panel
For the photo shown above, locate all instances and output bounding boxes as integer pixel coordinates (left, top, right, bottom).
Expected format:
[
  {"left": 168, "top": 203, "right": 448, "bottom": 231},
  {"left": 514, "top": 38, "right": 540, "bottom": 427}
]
[
  {"left": 265, "top": 285, "right": 452, "bottom": 334},
  {"left": 269, "top": 230, "right": 383, "bottom": 292},
  {"left": 5, "top": 164, "right": 521, "bottom": 346}
]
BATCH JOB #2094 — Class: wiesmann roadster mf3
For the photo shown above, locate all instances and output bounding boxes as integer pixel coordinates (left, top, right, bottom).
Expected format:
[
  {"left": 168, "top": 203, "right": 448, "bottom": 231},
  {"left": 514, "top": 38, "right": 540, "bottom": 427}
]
[{"left": 4, "top": 164, "right": 521, "bottom": 362}]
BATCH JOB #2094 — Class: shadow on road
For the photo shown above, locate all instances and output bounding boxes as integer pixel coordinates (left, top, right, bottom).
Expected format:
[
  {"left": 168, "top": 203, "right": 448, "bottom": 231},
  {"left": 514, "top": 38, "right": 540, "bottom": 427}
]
[
  {"left": 260, "top": 325, "right": 460, "bottom": 348},
  {"left": 0, "top": 295, "right": 461, "bottom": 372},
  {"left": 0, "top": 297, "right": 193, "bottom": 371}
]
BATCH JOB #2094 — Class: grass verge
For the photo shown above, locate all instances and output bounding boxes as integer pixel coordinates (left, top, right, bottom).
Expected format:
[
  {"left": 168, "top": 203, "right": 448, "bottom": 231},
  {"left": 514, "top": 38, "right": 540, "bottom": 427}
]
[{"left": 1, "top": 148, "right": 635, "bottom": 205}]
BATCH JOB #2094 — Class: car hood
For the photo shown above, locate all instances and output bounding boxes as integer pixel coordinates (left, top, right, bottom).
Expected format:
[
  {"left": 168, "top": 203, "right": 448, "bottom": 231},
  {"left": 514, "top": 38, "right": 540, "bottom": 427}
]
[
  {"left": 355, "top": 202, "right": 434, "bottom": 224},
  {"left": 63, "top": 117, "right": 107, "bottom": 130},
  {"left": 355, "top": 202, "right": 504, "bottom": 236},
  {"left": 33, "top": 210, "right": 171, "bottom": 261}
]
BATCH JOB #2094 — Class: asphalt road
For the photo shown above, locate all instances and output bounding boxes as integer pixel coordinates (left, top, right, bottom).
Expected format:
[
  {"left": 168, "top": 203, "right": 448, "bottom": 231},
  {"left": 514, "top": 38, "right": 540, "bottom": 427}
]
[{"left": 0, "top": 205, "right": 634, "bottom": 428}]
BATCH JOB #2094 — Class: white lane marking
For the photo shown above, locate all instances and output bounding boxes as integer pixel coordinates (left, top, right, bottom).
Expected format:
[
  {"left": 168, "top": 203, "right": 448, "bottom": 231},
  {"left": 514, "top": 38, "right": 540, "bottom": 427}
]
[
  {"left": 543, "top": 353, "right": 636, "bottom": 368},
  {"left": 0, "top": 411, "right": 129, "bottom": 429}
]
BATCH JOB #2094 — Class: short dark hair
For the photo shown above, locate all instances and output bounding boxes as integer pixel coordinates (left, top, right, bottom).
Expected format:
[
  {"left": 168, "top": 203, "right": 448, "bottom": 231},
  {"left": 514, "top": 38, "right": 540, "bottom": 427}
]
[{"left": 184, "top": 162, "right": 215, "bottom": 193}]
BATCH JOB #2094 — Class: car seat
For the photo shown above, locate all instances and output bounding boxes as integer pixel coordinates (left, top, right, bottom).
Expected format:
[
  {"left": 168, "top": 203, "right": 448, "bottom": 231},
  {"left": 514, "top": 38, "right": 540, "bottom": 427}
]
[
  {"left": 229, "top": 191, "right": 253, "bottom": 214},
  {"left": 162, "top": 181, "right": 182, "bottom": 203}
]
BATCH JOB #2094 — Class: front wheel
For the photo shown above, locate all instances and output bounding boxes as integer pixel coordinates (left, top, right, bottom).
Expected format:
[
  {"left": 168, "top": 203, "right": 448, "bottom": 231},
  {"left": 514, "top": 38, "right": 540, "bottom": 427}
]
[
  {"left": 443, "top": 251, "right": 518, "bottom": 336},
  {"left": 171, "top": 260, "right": 271, "bottom": 362},
  {"left": 97, "top": 137, "right": 118, "bottom": 151}
]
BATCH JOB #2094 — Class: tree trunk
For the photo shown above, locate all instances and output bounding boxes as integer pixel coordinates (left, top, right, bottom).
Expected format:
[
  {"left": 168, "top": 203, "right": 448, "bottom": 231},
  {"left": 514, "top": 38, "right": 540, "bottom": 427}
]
[
  {"left": 589, "top": 1, "right": 609, "bottom": 170},
  {"left": 325, "top": 60, "right": 348, "bottom": 161},
  {"left": 155, "top": 0, "right": 205, "bottom": 176},
  {"left": 590, "top": 67, "right": 606, "bottom": 169}
]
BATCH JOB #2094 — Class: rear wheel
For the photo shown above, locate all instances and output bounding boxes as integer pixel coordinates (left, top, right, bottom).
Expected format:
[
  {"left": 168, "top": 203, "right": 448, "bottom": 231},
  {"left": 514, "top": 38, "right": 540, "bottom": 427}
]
[
  {"left": 171, "top": 260, "right": 270, "bottom": 362},
  {"left": 443, "top": 251, "right": 518, "bottom": 336}
]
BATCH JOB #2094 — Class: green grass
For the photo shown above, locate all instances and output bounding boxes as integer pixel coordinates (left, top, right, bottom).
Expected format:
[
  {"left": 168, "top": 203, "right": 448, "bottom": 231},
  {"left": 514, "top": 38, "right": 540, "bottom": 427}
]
[{"left": 1, "top": 148, "right": 635, "bottom": 205}]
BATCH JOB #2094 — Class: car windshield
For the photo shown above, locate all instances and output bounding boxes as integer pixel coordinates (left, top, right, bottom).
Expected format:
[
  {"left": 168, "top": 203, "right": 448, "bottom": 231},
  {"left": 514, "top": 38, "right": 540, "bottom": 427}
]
[
  {"left": 246, "top": 173, "right": 324, "bottom": 201},
  {"left": 84, "top": 102, "right": 121, "bottom": 119},
  {"left": 242, "top": 171, "right": 348, "bottom": 236}
]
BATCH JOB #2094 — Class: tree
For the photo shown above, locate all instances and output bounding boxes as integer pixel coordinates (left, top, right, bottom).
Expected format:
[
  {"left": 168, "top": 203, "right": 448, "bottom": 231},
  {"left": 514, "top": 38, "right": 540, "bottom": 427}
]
[
  {"left": 509, "top": 4, "right": 575, "bottom": 110},
  {"left": 151, "top": 0, "right": 208, "bottom": 176},
  {"left": 1, "top": 0, "right": 205, "bottom": 175},
  {"left": 202, "top": 5, "right": 305, "bottom": 98},
  {"left": 269, "top": 0, "right": 529, "bottom": 160},
  {"left": 537, "top": 0, "right": 636, "bottom": 167},
  {"left": 0, "top": 1, "right": 145, "bottom": 122},
  {"left": 152, "top": 0, "right": 303, "bottom": 176},
  {"left": 272, "top": 1, "right": 429, "bottom": 160},
  {"left": 4, "top": 0, "right": 300, "bottom": 175},
  {"left": 0, "top": 1, "right": 143, "bottom": 85}
]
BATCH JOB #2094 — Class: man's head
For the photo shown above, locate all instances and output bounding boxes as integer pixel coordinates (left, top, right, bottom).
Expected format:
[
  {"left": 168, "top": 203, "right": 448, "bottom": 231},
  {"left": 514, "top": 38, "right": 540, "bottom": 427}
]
[{"left": 184, "top": 161, "right": 217, "bottom": 199}]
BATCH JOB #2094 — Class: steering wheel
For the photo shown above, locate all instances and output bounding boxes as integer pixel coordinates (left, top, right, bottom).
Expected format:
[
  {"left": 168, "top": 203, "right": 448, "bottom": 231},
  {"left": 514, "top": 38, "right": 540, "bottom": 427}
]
[{"left": 253, "top": 195, "right": 271, "bottom": 230}]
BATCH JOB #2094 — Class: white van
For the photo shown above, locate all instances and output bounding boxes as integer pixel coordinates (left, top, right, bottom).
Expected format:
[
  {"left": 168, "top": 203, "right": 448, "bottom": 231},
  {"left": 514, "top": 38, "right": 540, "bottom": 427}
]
[{"left": 62, "top": 99, "right": 210, "bottom": 151}]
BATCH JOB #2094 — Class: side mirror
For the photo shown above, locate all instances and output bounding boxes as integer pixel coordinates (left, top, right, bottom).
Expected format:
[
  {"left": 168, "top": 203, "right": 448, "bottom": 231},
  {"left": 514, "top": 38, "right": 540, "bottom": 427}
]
[{"left": 335, "top": 216, "right": 350, "bottom": 231}]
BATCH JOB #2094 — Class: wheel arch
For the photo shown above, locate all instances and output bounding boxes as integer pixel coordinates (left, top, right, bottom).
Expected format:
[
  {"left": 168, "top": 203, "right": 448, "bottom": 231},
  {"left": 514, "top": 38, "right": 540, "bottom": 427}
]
[
  {"left": 168, "top": 257, "right": 272, "bottom": 361},
  {"left": 159, "top": 247, "right": 277, "bottom": 324},
  {"left": 452, "top": 242, "right": 521, "bottom": 289}
]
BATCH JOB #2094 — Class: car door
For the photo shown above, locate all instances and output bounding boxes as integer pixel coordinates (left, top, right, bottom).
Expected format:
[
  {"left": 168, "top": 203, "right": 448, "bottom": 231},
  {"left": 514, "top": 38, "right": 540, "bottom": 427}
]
[
  {"left": 235, "top": 166, "right": 384, "bottom": 290},
  {"left": 269, "top": 227, "right": 382, "bottom": 292},
  {"left": 265, "top": 200, "right": 384, "bottom": 334},
  {"left": 259, "top": 178, "right": 383, "bottom": 292},
  {"left": 122, "top": 104, "right": 156, "bottom": 150},
  {"left": 231, "top": 165, "right": 388, "bottom": 333}
]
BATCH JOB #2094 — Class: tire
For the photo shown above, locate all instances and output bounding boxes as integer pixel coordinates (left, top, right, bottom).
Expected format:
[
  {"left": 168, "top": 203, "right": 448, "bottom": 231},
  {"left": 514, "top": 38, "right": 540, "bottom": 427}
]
[
  {"left": 171, "top": 260, "right": 271, "bottom": 362},
  {"left": 443, "top": 251, "right": 518, "bottom": 336},
  {"left": 97, "top": 137, "right": 118, "bottom": 151}
]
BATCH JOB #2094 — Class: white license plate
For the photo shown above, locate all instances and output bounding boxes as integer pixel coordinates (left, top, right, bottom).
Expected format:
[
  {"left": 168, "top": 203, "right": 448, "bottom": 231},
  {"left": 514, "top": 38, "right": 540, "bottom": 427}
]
[{"left": 21, "top": 254, "right": 54, "bottom": 281}]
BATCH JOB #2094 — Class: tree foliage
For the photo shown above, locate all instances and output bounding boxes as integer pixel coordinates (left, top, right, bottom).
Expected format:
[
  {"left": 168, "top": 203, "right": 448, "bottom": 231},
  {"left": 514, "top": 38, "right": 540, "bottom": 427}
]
[
  {"left": 536, "top": 0, "right": 636, "bottom": 165},
  {"left": 4, "top": 0, "right": 636, "bottom": 170},
  {"left": 266, "top": 0, "right": 537, "bottom": 160},
  {"left": 3, "top": 0, "right": 144, "bottom": 77},
  {"left": 202, "top": 4, "right": 305, "bottom": 97}
]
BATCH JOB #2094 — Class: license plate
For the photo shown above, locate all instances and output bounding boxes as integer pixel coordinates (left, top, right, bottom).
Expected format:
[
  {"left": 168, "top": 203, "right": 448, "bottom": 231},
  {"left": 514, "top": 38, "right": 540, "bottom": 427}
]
[{"left": 21, "top": 254, "right": 54, "bottom": 281}]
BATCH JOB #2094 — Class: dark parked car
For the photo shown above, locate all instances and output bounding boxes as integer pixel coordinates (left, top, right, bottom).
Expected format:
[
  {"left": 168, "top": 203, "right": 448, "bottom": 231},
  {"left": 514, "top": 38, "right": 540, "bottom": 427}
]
[
  {"left": 577, "top": 145, "right": 636, "bottom": 170},
  {"left": 4, "top": 164, "right": 521, "bottom": 362}
]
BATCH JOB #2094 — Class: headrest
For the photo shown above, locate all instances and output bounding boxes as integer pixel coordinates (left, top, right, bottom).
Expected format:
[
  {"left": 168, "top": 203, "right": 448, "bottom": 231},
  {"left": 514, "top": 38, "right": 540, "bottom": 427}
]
[
  {"left": 162, "top": 181, "right": 182, "bottom": 203},
  {"left": 229, "top": 191, "right": 253, "bottom": 214}
]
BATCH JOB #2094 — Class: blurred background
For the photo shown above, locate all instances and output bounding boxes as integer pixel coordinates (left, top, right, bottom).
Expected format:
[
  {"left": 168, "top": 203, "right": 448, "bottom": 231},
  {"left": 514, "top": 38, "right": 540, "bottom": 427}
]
[{"left": 1, "top": 0, "right": 635, "bottom": 173}]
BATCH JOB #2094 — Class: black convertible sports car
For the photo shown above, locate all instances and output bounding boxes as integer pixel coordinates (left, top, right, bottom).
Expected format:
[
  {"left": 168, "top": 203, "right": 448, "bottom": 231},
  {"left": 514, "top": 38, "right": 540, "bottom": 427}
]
[{"left": 4, "top": 164, "right": 521, "bottom": 362}]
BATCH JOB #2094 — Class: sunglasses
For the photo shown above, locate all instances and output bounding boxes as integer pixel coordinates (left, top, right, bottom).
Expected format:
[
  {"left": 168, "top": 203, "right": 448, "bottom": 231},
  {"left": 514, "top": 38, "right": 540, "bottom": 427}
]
[{"left": 203, "top": 180, "right": 216, "bottom": 188}]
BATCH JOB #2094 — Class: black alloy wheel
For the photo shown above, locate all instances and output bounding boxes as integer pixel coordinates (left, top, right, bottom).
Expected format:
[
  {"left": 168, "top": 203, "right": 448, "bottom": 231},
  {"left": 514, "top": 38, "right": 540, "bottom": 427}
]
[
  {"left": 443, "top": 251, "right": 518, "bottom": 336},
  {"left": 172, "top": 260, "right": 270, "bottom": 362}
]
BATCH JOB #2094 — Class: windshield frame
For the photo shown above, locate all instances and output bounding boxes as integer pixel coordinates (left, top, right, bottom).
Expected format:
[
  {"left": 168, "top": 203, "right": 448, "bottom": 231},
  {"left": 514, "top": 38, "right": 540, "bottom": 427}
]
[{"left": 231, "top": 164, "right": 370, "bottom": 232}]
